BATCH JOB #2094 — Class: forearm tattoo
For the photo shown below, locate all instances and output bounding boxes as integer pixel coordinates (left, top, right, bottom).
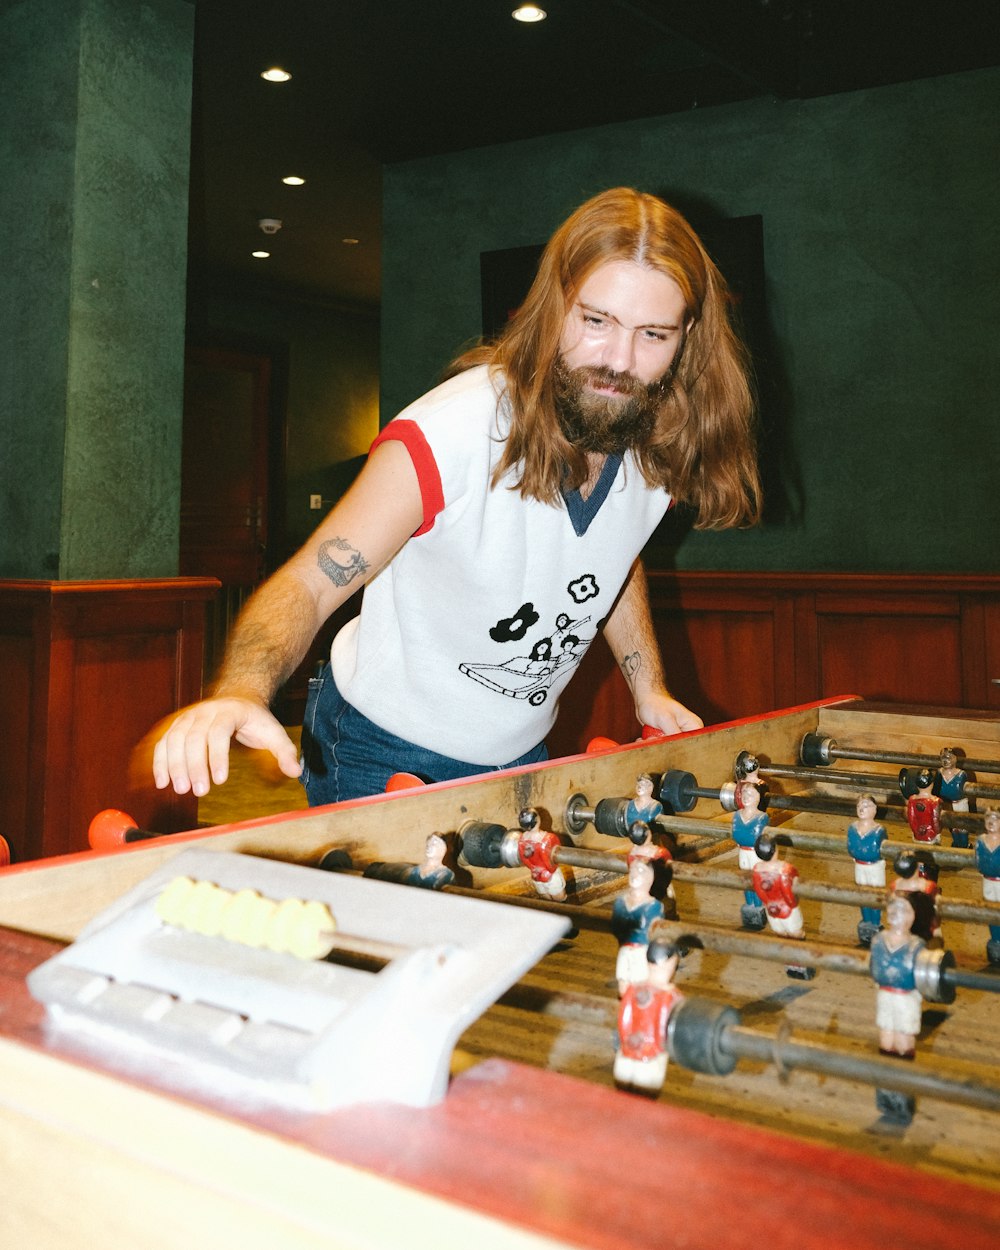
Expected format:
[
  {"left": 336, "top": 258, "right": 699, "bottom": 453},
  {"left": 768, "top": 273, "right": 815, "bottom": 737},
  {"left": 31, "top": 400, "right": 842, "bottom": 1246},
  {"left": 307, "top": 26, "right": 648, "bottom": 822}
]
[
  {"left": 317, "top": 537, "right": 370, "bottom": 587},
  {"left": 621, "top": 651, "right": 641, "bottom": 684}
]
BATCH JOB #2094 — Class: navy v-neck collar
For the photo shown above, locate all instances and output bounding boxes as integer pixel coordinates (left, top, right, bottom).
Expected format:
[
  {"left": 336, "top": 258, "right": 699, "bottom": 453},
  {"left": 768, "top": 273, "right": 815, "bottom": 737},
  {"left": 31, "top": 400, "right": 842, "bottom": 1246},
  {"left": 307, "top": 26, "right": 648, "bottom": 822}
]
[{"left": 562, "top": 454, "right": 623, "bottom": 537}]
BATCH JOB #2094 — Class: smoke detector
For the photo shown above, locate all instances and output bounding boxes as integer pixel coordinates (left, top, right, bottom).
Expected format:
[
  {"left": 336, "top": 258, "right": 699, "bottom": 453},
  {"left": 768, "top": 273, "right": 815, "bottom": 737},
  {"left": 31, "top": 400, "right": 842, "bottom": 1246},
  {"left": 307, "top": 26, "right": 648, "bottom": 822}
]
[{"left": 258, "top": 218, "right": 283, "bottom": 235}]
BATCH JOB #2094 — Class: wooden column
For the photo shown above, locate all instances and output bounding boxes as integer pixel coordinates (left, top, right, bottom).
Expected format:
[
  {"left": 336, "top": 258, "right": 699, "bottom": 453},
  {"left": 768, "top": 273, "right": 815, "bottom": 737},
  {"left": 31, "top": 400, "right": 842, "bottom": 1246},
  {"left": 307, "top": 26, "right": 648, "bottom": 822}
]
[{"left": 0, "top": 578, "right": 218, "bottom": 862}]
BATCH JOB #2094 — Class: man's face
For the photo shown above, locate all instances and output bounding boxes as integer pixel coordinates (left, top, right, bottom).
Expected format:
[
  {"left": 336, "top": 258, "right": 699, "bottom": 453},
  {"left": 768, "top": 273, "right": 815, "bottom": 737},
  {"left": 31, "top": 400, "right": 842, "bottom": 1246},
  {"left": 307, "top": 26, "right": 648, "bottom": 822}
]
[
  {"left": 555, "top": 259, "right": 687, "bottom": 455},
  {"left": 555, "top": 258, "right": 690, "bottom": 455},
  {"left": 559, "top": 259, "right": 688, "bottom": 384}
]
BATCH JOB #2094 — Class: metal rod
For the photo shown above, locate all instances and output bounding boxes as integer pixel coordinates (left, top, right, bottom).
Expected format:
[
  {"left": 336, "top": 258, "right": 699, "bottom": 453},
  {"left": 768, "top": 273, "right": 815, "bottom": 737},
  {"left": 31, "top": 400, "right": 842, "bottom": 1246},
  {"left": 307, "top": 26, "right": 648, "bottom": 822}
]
[
  {"left": 666, "top": 859, "right": 1000, "bottom": 926},
  {"left": 666, "top": 820, "right": 975, "bottom": 870},
  {"left": 652, "top": 917, "right": 1000, "bottom": 994},
  {"left": 947, "top": 966, "right": 1000, "bottom": 993},
  {"left": 765, "top": 792, "right": 910, "bottom": 823},
  {"left": 649, "top": 810, "right": 978, "bottom": 876},
  {"left": 653, "top": 917, "right": 871, "bottom": 977},
  {"left": 721, "top": 1024, "right": 1000, "bottom": 1113},
  {"left": 492, "top": 982, "right": 1000, "bottom": 1114},
  {"left": 821, "top": 743, "right": 1000, "bottom": 775},
  {"left": 761, "top": 764, "right": 903, "bottom": 788},
  {"left": 341, "top": 831, "right": 996, "bottom": 927},
  {"left": 762, "top": 762, "right": 1000, "bottom": 802}
]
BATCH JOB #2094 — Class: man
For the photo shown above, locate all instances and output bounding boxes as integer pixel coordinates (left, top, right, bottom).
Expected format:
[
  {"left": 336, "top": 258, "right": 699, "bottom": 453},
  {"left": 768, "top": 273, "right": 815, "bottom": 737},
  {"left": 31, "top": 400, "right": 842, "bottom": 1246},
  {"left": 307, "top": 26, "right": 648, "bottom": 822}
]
[{"left": 153, "top": 187, "right": 761, "bottom": 803}]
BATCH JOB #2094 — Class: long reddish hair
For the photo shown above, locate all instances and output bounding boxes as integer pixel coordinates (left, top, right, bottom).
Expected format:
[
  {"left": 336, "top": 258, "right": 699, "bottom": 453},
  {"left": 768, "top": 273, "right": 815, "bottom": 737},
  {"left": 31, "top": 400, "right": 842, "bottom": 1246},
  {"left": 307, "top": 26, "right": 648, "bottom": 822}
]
[{"left": 449, "top": 187, "right": 761, "bottom": 529}]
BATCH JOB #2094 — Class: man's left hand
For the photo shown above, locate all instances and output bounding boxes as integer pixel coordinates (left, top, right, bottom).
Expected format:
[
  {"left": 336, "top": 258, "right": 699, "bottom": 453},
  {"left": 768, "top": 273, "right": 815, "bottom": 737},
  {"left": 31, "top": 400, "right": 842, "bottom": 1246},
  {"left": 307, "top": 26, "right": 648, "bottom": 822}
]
[{"left": 636, "top": 692, "right": 704, "bottom": 736}]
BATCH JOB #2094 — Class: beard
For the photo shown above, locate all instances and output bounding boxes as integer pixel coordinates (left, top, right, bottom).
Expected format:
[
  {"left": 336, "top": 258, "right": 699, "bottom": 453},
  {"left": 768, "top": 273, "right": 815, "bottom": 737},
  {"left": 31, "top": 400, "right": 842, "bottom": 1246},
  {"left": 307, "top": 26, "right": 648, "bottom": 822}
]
[{"left": 553, "top": 359, "right": 669, "bottom": 455}]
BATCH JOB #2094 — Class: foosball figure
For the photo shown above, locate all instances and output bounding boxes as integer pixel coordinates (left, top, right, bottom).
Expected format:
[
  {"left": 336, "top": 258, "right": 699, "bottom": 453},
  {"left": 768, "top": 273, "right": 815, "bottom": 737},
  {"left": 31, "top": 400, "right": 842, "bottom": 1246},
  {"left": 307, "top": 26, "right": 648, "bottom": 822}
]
[
  {"left": 405, "top": 833, "right": 455, "bottom": 890},
  {"left": 734, "top": 751, "right": 768, "bottom": 810},
  {"left": 614, "top": 939, "right": 683, "bottom": 1096},
  {"left": 869, "top": 893, "right": 926, "bottom": 1121},
  {"left": 891, "top": 851, "right": 940, "bottom": 945},
  {"left": 847, "top": 793, "right": 888, "bottom": 947},
  {"left": 974, "top": 808, "right": 1000, "bottom": 965},
  {"left": 627, "top": 820, "right": 675, "bottom": 912},
  {"left": 362, "top": 832, "right": 456, "bottom": 890},
  {"left": 626, "top": 774, "right": 663, "bottom": 829},
  {"left": 752, "top": 833, "right": 815, "bottom": 980},
  {"left": 516, "top": 808, "right": 567, "bottom": 902},
  {"left": 731, "top": 782, "right": 768, "bottom": 930},
  {"left": 611, "top": 857, "right": 665, "bottom": 995},
  {"left": 906, "top": 770, "right": 942, "bottom": 844},
  {"left": 938, "top": 747, "right": 972, "bottom": 848}
]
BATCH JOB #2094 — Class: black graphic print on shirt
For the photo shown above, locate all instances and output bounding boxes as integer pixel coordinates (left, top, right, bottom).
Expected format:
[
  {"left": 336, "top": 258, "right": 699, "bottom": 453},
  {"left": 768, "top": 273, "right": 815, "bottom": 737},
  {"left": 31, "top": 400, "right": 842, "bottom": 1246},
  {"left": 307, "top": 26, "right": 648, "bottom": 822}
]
[{"left": 458, "top": 575, "right": 600, "bottom": 707}]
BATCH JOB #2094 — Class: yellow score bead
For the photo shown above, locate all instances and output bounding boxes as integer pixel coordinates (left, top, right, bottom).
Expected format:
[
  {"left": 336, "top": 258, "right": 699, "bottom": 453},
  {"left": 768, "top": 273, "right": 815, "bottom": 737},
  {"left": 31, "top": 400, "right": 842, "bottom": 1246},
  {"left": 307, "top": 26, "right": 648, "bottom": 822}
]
[
  {"left": 265, "top": 897, "right": 305, "bottom": 954},
  {"left": 155, "top": 878, "right": 337, "bottom": 960},
  {"left": 290, "top": 899, "right": 337, "bottom": 960},
  {"left": 155, "top": 876, "right": 196, "bottom": 926}
]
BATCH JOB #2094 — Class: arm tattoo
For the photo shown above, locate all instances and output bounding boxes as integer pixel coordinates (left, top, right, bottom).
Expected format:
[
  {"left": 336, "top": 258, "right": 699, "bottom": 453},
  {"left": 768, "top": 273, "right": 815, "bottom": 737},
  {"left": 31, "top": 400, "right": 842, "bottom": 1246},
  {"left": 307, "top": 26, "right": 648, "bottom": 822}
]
[
  {"left": 621, "top": 651, "right": 641, "bottom": 684},
  {"left": 317, "top": 536, "right": 370, "bottom": 587}
]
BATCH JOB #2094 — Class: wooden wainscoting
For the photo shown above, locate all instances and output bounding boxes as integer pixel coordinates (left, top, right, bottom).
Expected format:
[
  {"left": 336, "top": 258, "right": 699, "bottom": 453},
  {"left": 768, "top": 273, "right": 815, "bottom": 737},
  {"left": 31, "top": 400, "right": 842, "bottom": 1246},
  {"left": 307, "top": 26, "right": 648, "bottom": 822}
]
[
  {"left": 548, "top": 572, "right": 1000, "bottom": 757},
  {"left": 0, "top": 579, "right": 218, "bottom": 862}
]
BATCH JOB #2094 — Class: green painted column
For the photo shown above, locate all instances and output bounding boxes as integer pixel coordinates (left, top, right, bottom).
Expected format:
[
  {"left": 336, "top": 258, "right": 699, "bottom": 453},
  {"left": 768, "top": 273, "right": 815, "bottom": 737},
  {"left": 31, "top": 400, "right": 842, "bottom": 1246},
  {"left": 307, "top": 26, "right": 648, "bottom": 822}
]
[{"left": 0, "top": 0, "right": 193, "bottom": 578}]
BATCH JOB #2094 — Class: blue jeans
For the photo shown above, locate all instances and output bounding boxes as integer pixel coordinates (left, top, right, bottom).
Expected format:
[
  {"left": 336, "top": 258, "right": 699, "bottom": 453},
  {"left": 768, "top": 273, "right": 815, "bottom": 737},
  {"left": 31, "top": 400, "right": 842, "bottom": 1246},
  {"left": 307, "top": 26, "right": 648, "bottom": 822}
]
[{"left": 300, "top": 664, "right": 548, "bottom": 805}]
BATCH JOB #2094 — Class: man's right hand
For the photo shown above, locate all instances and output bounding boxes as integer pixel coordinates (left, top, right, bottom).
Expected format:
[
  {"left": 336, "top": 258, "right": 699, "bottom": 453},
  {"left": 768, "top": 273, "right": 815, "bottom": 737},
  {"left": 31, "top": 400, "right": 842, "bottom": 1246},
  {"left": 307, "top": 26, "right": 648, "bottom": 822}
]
[{"left": 151, "top": 697, "right": 302, "bottom": 797}]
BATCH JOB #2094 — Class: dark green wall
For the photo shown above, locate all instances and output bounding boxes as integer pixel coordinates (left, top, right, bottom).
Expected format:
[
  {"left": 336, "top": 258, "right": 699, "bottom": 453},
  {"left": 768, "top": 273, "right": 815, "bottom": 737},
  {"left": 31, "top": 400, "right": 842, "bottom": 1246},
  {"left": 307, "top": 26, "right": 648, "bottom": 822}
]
[
  {"left": 0, "top": 0, "right": 193, "bottom": 579},
  {"left": 381, "top": 68, "right": 1000, "bottom": 573}
]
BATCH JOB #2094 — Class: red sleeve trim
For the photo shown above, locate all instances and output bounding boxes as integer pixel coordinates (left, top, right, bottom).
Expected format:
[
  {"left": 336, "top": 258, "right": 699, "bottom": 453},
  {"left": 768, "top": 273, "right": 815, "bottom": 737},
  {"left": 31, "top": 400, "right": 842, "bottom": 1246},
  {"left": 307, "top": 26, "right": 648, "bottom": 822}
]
[{"left": 370, "top": 419, "right": 445, "bottom": 536}]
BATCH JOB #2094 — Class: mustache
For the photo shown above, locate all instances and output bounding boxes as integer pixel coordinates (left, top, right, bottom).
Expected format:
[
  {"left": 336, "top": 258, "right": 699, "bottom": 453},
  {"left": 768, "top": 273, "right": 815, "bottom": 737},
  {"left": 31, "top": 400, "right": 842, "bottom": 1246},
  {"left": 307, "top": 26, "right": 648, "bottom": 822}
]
[{"left": 573, "top": 365, "right": 653, "bottom": 398}]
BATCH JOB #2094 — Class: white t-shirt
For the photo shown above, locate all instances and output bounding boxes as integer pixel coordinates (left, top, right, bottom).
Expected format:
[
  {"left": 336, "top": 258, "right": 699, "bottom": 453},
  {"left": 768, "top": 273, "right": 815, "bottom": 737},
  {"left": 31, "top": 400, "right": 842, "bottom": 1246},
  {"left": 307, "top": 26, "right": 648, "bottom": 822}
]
[{"left": 330, "top": 365, "right": 672, "bottom": 764}]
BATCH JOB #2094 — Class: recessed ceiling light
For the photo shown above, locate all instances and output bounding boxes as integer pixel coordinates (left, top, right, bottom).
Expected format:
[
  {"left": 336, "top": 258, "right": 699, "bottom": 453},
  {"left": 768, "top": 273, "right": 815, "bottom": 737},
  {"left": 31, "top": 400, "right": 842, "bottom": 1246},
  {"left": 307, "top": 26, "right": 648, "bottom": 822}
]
[
  {"left": 282, "top": 175, "right": 306, "bottom": 186},
  {"left": 260, "top": 67, "right": 291, "bottom": 83},
  {"left": 341, "top": 238, "right": 360, "bottom": 246},
  {"left": 512, "top": 4, "right": 546, "bottom": 22},
  {"left": 252, "top": 250, "right": 271, "bottom": 259}
]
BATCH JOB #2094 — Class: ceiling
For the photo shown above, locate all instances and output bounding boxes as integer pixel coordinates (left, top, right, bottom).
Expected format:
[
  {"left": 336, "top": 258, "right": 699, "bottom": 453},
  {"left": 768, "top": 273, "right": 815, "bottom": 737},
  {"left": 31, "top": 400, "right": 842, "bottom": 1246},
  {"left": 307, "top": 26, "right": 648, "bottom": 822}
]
[{"left": 186, "top": 0, "right": 1000, "bottom": 308}]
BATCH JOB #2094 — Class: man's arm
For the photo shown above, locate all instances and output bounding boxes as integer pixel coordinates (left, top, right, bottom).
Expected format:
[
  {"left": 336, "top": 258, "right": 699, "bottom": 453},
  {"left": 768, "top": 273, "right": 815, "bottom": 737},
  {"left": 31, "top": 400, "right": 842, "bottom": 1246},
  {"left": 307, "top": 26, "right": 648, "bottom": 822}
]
[
  {"left": 602, "top": 559, "right": 703, "bottom": 735},
  {"left": 152, "top": 440, "right": 424, "bottom": 796}
]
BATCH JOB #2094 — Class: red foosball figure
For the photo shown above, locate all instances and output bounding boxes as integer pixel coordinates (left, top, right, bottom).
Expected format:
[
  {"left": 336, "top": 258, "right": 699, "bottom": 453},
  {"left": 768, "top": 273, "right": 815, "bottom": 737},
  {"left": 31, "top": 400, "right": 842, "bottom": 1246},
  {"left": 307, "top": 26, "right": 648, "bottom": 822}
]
[
  {"left": 615, "top": 939, "right": 683, "bottom": 1095},
  {"left": 906, "top": 771, "right": 941, "bottom": 844},
  {"left": 516, "top": 808, "right": 567, "bottom": 902},
  {"left": 752, "top": 833, "right": 814, "bottom": 980},
  {"left": 891, "top": 851, "right": 941, "bottom": 944},
  {"left": 627, "top": 820, "right": 675, "bottom": 909}
]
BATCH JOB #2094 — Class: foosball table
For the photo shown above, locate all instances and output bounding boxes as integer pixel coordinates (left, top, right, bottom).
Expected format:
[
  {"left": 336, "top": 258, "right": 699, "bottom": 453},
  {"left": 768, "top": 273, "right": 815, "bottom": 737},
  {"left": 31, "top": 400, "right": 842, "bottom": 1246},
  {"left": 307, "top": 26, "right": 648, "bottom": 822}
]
[{"left": 2, "top": 697, "right": 999, "bottom": 1250}]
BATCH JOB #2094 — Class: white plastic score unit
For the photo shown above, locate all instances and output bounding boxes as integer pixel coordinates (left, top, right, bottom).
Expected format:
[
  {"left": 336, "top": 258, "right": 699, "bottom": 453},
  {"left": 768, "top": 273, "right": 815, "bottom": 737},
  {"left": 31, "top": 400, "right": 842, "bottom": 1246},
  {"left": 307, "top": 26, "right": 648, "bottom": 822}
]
[{"left": 27, "top": 847, "right": 569, "bottom": 1111}]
